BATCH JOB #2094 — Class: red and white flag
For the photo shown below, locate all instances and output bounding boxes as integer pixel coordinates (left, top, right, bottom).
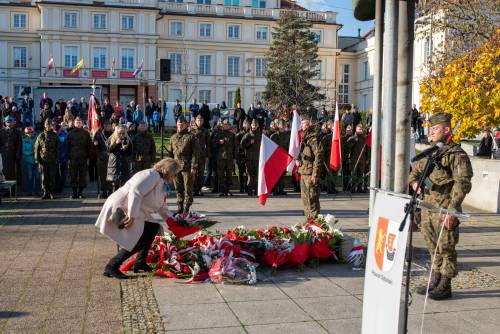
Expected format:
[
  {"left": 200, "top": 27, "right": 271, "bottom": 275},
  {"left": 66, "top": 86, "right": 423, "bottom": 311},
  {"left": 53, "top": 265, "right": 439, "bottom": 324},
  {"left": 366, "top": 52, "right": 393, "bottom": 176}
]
[
  {"left": 258, "top": 134, "right": 292, "bottom": 205},
  {"left": 111, "top": 57, "right": 116, "bottom": 74},
  {"left": 44, "top": 57, "right": 54, "bottom": 76},
  {"left": 329, "top": 102, "right": 342, "bottom": 172},
  {"left": 88, "top": 94, "right": 100, "bottom": 133},
  {"left": 286, "top": 110, "right": 302, "bottom": 173}
]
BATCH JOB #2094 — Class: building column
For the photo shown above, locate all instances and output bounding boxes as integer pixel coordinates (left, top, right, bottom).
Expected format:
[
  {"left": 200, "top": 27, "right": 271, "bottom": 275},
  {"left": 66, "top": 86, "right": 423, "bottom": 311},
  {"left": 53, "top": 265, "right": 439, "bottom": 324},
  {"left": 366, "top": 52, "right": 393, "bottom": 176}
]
[{"left": 110, "top": 85, "right": 119, "bottom": 104}]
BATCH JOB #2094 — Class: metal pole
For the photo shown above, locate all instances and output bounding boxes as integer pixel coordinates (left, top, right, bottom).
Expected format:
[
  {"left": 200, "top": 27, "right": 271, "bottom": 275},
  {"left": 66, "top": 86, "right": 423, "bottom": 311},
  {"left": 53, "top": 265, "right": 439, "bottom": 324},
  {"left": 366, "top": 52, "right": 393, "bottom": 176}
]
[
  {"left": 394, "top": 0, "right": 415, "bottom": 193},
  {"left": 381, "top": 0, "right": 399, "bottom": 190},
  {"left": 160, "top": 82, "right": 165, "bottom": 159},
  {"left": 368, "top": 0, "right": 385, "bottom": 224}
]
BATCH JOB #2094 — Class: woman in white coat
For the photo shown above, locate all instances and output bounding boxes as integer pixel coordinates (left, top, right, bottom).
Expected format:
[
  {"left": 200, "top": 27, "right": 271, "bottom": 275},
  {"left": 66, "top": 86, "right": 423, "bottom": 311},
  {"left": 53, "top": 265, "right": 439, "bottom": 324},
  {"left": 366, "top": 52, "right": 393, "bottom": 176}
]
[{"left": 96, "top": 158, "right": 180, "bottom": 279}]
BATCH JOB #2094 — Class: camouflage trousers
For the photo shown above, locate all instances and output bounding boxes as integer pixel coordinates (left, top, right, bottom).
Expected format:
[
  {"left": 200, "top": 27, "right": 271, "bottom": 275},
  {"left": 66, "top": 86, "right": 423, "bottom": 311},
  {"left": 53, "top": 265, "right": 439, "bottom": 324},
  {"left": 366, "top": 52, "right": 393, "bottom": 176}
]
[
  {"left": 39, "top": 163, "right": 57, "bottom": 195},
  {"left": 69, "top": 159, "right": 87, "bottom": 189},
  {"left": 175, "top": 171, "right": 193, "bottom": 210},
  {"left": 217, "top": 159, "right": 233, "bottom": 194},
  {"left": 421, "top": 211, "right": 459, "bottom": 278},
  {"left": 194, "top": 157, "right": 207, "bottom": 193},
  {"left": 300, "top": 174, "right": 320, "bottom": 218},
  {"left": 245, "top": 160, "right": 258, "bottom": 192}
]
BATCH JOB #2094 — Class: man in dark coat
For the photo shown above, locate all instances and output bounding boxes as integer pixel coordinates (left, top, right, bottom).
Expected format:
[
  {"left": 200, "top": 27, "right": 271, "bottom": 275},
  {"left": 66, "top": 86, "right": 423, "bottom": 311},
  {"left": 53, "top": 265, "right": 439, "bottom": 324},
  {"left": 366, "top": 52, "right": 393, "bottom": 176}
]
[
  {"left": 66, "top": 117, "right": 91, "bottom": 198},
  {"left": 93, "top": 122, "right": 111, "bottom": 198},
  {"left": 233, "top": 102, "right": 246, "bottom": 132},
  {"left": 132, "top": 121, "right": 156, "bottom": 171},
  {"left": 173, "top": 100, "right": 182, "bottom": 121},
  {"left": 199, "top": 100, "right": 211, "bottom": 129},
  {"left": 215, "top": 120, "right": 236, "bottom": 197},
  {"left": 241, "top": 119, "right": 261, "bottom": 196},
  {"left": 191, "top": 115, "right": 210, "bottom": 196}
]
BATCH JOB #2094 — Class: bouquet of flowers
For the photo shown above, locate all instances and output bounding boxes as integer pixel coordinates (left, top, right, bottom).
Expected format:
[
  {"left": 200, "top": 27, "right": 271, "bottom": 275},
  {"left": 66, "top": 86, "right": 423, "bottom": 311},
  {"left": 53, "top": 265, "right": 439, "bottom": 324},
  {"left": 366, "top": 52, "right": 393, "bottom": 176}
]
[
  {"left": 209, "top": 256, "right": 258, "bottom": 285},
  {"left": 166, "top": 212, "right": 218, "bottom": 238}
]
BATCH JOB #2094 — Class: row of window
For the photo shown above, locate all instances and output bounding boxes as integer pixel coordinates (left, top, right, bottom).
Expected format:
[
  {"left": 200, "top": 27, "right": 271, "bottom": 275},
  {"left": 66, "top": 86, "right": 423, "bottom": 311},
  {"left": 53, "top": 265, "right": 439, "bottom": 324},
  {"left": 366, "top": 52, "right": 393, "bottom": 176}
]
[
  {"left": 61, "top": 11, "right": 135, "bottom": 31},
  {"left": 169, "top": 0, "right": 267, "bottom": 8},
  {"left": 169, "top": 88, "right": 265, "bottom": 108}
]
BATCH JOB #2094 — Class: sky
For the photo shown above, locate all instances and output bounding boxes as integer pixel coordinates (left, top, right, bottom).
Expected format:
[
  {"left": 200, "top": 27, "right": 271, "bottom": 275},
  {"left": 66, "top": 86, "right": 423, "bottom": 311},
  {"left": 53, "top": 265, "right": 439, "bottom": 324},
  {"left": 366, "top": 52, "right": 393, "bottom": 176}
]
[{"left": 297, "top": 0, "right": 375, "bottom": 37}]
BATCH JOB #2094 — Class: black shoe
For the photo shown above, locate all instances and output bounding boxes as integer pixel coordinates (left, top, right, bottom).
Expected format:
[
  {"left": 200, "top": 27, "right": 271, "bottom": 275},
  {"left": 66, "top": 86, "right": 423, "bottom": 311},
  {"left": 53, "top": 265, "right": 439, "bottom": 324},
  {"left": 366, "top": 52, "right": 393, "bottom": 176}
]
[
  {"left": 71, "top": 188, "right": 78, "bottom": 199},
  {"left": 41, "top": 193, "right": 50, "bottom": 200},
  {"left": 227, "top": 192, "right": 233, "bottom": 197},
  {"left": 218, "top": 193, "right": 226, "bottom": 197},
  {"left": 103, "top": 265, "right": 129, "bottom": 279},
  {"left": 429, "top": 277, "right": 452, "bottom": 300},
  {"left": 133, "top": 262, "right": 153, "bottom": 273}
]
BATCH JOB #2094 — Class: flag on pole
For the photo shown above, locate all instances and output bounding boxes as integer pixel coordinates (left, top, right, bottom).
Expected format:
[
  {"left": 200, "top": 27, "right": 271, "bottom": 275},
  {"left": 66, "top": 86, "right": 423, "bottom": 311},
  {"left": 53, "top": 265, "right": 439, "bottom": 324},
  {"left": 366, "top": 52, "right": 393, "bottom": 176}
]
[
  {"left": 258, "top": 134, "right": 292, "bottom": 205},
  {"left": 45, "top": 57, "right": 54, "bottom": 76},
  {"left": 329, "top": 102, "right": 342, "bottom": 172},
  {"left": 133, "top": 58, "right": 144, "bottom": 77},
  {"left": 88, "top": 94, "right": 99, "bottom": 133},
  {"left": 111, "top": 57, "right": 116, "bottom": 75},
  {"left": 71, "top": 58, "right": 84, "bottom": 74},
  {"left": 286, "top": 110, "right": 302, "bottom": 174}
]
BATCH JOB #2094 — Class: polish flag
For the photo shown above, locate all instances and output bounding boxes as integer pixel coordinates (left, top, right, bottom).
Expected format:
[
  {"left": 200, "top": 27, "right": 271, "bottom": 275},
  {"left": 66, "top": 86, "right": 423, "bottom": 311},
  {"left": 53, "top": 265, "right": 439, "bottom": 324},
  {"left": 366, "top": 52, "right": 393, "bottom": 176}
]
[
  {"left": 258, "top": 134, "right": 292, "bottom": 205},
  {"left": 329, "top": 102, "right": 342, "bottom": 172},
  {"left": 286, "top": 110, "right": 302, "bottom": 173},
  {"left": 88, "top": 94, "right": 100, "bottom": 133},
  {"left": 44, "top": 57, "right": 54, "bottom": 76}
]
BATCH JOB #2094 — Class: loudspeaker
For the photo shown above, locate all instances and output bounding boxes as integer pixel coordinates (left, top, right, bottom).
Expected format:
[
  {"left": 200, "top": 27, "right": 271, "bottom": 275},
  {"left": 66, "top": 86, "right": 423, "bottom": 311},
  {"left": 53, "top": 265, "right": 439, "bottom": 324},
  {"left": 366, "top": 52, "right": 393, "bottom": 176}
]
[{"left": 158, "top": 59, "right": 171, "bottom": 82}]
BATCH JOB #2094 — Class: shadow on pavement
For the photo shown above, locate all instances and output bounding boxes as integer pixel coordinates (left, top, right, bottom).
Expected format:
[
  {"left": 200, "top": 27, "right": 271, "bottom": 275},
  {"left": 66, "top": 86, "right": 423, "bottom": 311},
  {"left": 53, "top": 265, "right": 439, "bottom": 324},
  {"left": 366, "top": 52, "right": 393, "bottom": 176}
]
[
  {"left": 452, "top": 289, "right": 500, "bottom": 299},
  {"left": 0, "top": 311, "right": 30, "bottom": 319}
]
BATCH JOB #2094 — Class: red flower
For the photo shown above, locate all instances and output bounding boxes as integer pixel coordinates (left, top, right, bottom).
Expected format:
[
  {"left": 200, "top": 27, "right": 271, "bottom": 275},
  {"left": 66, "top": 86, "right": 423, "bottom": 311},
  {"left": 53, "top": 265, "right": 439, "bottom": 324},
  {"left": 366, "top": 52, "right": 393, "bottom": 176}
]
[
  {"left": 257, "top": 230, "right": 264, "bottom": 238},
  {"left": 264, "top": 249, "right": 291, "bottom": 269},
  {"left": 183, "top": 266, "right": 191, "bottom": 274},
  {"left": 310, "top": 238, "right": 332, "bottom": 260},
  {"left": 290, "top": 243, "right": 310, "bottom": 266}
]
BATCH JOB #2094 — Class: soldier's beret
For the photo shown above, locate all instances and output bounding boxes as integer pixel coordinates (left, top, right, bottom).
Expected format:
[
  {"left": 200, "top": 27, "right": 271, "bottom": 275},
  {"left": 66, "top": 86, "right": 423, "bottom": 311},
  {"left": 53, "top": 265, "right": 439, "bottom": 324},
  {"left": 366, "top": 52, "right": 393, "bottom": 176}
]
[
  {"left": 177, "top": 116, "right": 187, "bottom": 123},
  {"left": 4, "top": 115, "right": 14, "bottom": 123},
  {"left": 429, "top": 112, "right": 452, "bottom": 126}
]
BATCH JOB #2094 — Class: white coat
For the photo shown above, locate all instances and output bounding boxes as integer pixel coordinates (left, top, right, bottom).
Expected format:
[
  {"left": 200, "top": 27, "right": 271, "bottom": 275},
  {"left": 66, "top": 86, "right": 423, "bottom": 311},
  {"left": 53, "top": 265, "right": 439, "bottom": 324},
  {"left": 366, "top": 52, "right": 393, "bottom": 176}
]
[{"left": 95, "top": 168, "right": 170, "bottom": 251}]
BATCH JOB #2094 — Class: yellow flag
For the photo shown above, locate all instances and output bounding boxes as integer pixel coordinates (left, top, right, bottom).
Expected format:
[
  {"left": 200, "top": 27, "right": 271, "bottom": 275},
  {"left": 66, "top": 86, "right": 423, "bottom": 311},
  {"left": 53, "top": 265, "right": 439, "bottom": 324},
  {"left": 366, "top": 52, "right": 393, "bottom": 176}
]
[{"left": 71, "top": 58, "right": 84, "bottom": 73}]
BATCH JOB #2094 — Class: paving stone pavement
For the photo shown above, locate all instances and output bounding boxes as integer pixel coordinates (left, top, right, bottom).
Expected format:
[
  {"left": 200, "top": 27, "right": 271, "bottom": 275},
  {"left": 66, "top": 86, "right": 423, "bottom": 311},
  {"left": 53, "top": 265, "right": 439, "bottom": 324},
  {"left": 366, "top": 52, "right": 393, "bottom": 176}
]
[{"left": 1, "top": 187, "right": 499, "bottom": 334}]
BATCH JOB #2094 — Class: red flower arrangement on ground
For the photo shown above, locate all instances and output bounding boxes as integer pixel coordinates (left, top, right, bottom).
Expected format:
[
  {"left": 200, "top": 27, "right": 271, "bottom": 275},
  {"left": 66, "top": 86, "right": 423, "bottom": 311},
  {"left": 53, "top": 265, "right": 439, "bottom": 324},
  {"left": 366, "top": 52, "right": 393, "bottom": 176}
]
[{"left": 120, "top": 213, "right": 344, "bottom": 284}]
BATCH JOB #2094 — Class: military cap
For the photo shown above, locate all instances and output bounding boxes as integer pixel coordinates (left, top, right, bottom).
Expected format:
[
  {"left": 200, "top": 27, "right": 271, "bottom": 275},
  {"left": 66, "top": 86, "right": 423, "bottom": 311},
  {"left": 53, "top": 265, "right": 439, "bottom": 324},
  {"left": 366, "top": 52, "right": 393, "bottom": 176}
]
[
  {"left": 429, "top": 112, "right": 452, "bottom": 126},
  {"left": 4, "top": 115, "right": 14, "bottom": 123},
  {"left": 177, "top": 115, "right": 187, "bottom": 123}
]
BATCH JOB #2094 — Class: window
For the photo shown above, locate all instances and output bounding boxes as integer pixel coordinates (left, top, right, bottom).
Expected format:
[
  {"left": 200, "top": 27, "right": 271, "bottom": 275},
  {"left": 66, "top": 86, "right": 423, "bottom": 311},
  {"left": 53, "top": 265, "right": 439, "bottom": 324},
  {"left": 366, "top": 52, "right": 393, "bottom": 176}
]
[
  {"left": 63, "top": 12, "right": 78, "bottom": 28},
  {"left": 361, "top": 94, "right": 368, "bottom": 111},
  {"left": 225, "top": 0, "right": 240, "bottom": 6},
  {"left": 316, "top": 60, "right": 322, "bottom": 79},
  {"left": 13, "top": 47, "right": 27, "bottom": 68},
  {"left": 197, "top": 0, "right": 211, "bottom": 3},
  {"left": 362, "top": 61, "right": 369, "bottom": 81},
  {"left": 13, "top": 84, "right": 25, "bottom": 99},
  {"left": 93, "top": 13, "right": 106, "bottom": 29},
  {"left": 256, "top": 26, "right": 268, "bottom": 41},
  {"left": 93, "top": 47, "right": 107, "bottom": 69},
  {"left": 170, "top": 89, "right": 182, "bottom": 101},
  {"left": 312, "top": 30, "right": 322, "bottom": 44},
  {"left": 227, "top": 56, "right": 240, "bottom": 77},
  {"left": 169, "top": 53, "right": 183, "bottom": 75},
  {"left": 121, "top": 15, "right": 134, "bottom": 31},
  {"left": 170, "top": 21, "right": 183, "bottom": 37},
  {"left": 199, "top": 55, "right": 211, "bottom": 75},
  {"left": 199, "top": 23, "right": 212, "bottom": 38},
  {"left": 199, "top": 90, "right": 211, "bottom": 102},
  {"left": 424, "top": 36, "right": 433, "bottom": 66},
  {"left": 227, "top": 91, "right": 235, "bottom": 109},
  {"left": 13, "top": 14, "right": 27, "bottom": 29},
  {"left": 252, "top": 0, "right": 266, "bottom": 8},
  {"left": 121, "top": 48, "right": 135, "bottom": 70},
  {"left": 255, "top": 58, "right": 267, "bottom": 77},
  {"left": 63, "top": 46, "right": 78, "bottom": 68},
  {"left": 227, "top": 24, "right": 241, "bottom": 39},
  {"left": 339, "top": 64, "right": 350, "bottom": 104}
]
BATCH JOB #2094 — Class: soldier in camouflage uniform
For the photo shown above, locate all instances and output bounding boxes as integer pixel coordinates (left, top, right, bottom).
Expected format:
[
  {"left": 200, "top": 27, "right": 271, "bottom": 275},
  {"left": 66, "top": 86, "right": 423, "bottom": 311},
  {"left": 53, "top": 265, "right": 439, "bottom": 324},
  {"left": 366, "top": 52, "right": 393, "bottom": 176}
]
[
  {"left": 93, "top": 122, "right": 112, "bottom": 199},
  {"left": 241, "top": 119, "right": 261, "bottom": 196},
  {"left": 320, "top": 120, "right": 337, "bottom": 194},
  {"left": 270, "top": 120, "right": 290, "bottom": 195},
  {"left": 347, "top": 124, "right": 368, "bottom": 192},
  {"left": 341, "top": 125, "right": 353, "bottom": 190},
  {"left": 66, "top": 117, "right": 92, "bottom": 199},
  {"left": 132, "top": 121, "right": 156, "bottom": 172},
  {"left": 297, "top": 114, "right": 324, "bottom": 218},
  {"left": 235, "top": 120, "right": 249, "bottom": 193},
  {"left": 167, "top": 116, "right": 201, "bottom": 213},
  {"left": 410, "top": 112, "right": 473, "bottom": 300},
  {"left": 191, "top": 115, "right": 210, "bottom": 196},
  {"left": 215, "top": 119, "right": 236, "bottom": 197},
  {"left": 0, "top": 116, "right": 22, "bottom": 184},
  {"left": 34, "top": 119, "right": 60, "bottom": 199}
]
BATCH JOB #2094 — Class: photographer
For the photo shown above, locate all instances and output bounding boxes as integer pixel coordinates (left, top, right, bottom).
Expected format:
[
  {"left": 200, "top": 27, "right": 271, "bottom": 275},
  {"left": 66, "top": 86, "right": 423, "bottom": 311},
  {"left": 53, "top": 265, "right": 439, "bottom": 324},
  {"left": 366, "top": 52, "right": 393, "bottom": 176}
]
[{"left": 106, "top": 125, "right": 133, "bottom": 193}]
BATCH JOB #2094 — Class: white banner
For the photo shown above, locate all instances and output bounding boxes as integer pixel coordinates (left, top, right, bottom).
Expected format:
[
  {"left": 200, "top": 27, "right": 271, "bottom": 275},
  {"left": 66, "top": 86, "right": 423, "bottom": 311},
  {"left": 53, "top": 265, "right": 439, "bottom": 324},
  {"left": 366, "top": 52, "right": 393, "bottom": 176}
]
[{"left": 362, "top": 190, "right": 410, "bottom": 334}]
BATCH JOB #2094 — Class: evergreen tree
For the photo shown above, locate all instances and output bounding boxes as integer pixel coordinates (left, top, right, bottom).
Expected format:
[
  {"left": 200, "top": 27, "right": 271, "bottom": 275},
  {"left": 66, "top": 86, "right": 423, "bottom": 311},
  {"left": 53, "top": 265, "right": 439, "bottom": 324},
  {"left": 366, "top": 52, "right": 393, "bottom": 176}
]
[
  {"left": 264, "top": 11, "right": 323, "bottom": 116},
  {"left": 234, "top": 87, "right": 241, "bottom": 108}
]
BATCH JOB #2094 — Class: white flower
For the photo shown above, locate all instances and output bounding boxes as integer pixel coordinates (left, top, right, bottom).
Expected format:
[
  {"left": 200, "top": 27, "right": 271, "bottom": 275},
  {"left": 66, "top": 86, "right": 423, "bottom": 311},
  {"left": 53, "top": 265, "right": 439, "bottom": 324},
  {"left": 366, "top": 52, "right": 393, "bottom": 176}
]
[{"left": 325, "top": 214, "right": 337, "bottom": 226}]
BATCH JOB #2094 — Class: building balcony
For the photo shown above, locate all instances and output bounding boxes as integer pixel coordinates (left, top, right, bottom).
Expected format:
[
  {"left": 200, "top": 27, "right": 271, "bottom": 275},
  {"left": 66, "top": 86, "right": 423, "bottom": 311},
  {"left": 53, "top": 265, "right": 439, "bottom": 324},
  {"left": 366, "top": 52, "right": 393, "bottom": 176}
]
[
  {"left": 160, "top": 2, "right": 337, "bottom": 24},
  {"left": 35, "top": 0, "right": 159, "bottom": 8}
]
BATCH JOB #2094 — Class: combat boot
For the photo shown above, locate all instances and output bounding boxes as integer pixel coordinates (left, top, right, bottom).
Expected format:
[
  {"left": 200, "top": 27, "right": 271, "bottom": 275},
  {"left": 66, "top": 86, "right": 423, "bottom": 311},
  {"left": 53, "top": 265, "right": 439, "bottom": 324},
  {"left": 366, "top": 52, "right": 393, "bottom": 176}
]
[
  {"left": 416, "top": 270, "right": 441, "bottom": 295},
  {"left": 104, "top": 248, "right": 132, "bottom": 279},
  {"left": 429, "top": 277, "right": 452, "bottom": 300},
  {"left": 71, "top": 188, "right": 78, "bottom": 199}
]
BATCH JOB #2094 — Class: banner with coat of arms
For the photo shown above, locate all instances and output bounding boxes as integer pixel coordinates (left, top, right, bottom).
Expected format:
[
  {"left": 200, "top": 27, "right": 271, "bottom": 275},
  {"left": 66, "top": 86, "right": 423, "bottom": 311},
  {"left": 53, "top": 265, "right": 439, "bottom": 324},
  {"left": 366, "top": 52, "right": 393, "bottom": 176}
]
[{"left": 362, "top": 190, "right": 411, "bottom": 334}]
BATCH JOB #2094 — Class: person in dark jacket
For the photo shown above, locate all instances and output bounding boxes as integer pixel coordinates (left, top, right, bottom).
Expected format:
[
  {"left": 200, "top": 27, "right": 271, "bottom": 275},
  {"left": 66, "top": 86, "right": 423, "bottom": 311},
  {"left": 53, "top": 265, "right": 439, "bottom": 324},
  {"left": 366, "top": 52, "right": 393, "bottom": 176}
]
[
  {"left": 144, "top": 97, "right": 156, "bottom": 131},
  {"left": 107, "top": 125, "right": 133, "bottom": 193},
  {"left": 55, "top": 123, "right": 68, "bottom": 193},
  {"left": 477, "top": 128, "right": 493, "bottom": 158},
  {"left": 173, "top": 100, "right": 182, "bottom": 121},
  {"left": 132, "top": 121, "right": 156, "bottom": 172},
  {"left": 21, "top": 94, "right": 34, "bottom": 128},
  {"left": 199, "top": 100, "right": 211, "bottom": 129},
  {"left": 0, "top": 116, "right": 23, "bottom": 185},
  {"left": 233, "top": 102, "right": 246, "bottom": 132},
  {"left": 39, "top": 92, "right": 53, "bottom": 111},
  {"left": 93, "top": 122, "right": 112, "bottom": 198},
  {"left": 101, "top": 98, "right": 114, "bottom": 122},
  {"left": 66, "top": 117, "right": 92, "bottom": 198},
  {"left": 189, "top": 99, "right": 199, "bottom": 120}
]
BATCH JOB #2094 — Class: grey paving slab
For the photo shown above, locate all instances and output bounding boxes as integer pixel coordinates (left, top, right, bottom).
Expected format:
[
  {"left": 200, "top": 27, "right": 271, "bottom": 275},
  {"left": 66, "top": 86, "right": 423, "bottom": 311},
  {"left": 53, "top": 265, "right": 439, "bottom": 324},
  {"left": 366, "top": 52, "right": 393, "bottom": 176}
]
[
  {"left": 272, "top": 273, "right": 350, "bottom": 298},
  {"left": 153, "top": 282, "right": 224, "bottom": 307},
  {"left": 215, "top": 279, "right": 289, "bottom": 302},
  {"left": 228, "top": 299, "right": 312, "bottom": 325},
  {"left": 320, "top": 318, "right": 362, "bottom": 334},
  {"left": 160, "top": 302, "right": 240, "bottom": 330},
  {"left": 169, "top": 327, "right": 247, "bottom": 334},
  {"left": 246, "top": 321, "right": 329, "bottom": 334},
  {"left": 294, "top": 295, "right": 363, "bottom": 321}
]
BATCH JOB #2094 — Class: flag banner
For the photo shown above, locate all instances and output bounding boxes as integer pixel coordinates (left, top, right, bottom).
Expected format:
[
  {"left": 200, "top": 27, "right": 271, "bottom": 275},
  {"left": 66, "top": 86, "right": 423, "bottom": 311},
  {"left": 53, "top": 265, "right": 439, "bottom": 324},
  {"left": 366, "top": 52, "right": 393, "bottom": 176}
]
[
  {"left": 133, "top": 58, "right": 144, "bottom": 77},
  {"left": 111, "top": 57, "right": 116, "bottom": 74},
  {"left": 71, "top": 58, "right": 84, "bottom": 74},
  {"left": 329, "top": 102, "right": 342, "bottom": 172},
  {"left": 286, "top": 110, "right": 302, "bottom": 173},
  {"left": 258, "top": 134, "right": 292, "bottom": 205},
  {"left": 88, "top": 94, "right": 99, "bottom": 133},
  {"left": 44, "top": 57, "right": 54, "bottom": 76},
  {"left": 362, "top": 190, "right": 410, "bottom": 334}
]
